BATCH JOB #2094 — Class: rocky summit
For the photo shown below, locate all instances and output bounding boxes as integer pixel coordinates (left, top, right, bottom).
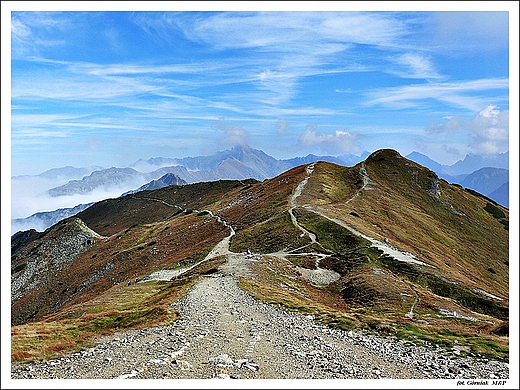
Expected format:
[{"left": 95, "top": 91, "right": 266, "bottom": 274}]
[{"left": 11, "top": 149, "right": 509, "bottom": 380}]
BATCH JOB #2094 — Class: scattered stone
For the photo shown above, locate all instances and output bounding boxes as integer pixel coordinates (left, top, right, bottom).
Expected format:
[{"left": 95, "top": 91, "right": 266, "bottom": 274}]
[
  {"left": 175, "top": 360, "right": 192, "bottom": 371},
  {"left": 244, "top": 362, "right": 259, "bottom": 371},
  {"left": 10, "top": 274, "right": 509, "bottom": 380},
  {"left": 209, "top": 354, "right": 234, "bottom": 365}
]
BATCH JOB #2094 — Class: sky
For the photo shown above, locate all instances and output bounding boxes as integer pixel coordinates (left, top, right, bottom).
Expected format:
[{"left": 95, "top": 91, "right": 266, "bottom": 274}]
[
  {"left": 2, "top": 4, "right": 520, "bottom": 387},
  {"left": 2, "top": 2, "right": 518, "bottom": 177}
]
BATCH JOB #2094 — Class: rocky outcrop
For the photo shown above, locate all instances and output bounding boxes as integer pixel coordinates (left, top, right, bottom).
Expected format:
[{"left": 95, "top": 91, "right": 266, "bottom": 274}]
[{"left": 11, "top": 218, "right": 103, "bottom": 304}]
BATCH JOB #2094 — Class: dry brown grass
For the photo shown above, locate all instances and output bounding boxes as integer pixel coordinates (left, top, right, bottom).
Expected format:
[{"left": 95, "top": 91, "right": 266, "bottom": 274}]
[{"left": 11, "top": 275, "right": 196, "bottom": 363}]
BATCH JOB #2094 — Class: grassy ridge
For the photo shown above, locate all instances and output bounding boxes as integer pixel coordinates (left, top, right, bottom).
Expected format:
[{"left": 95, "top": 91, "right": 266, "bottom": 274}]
[{"left": 11, "top": 154, "right": 509, "bottom": 364}]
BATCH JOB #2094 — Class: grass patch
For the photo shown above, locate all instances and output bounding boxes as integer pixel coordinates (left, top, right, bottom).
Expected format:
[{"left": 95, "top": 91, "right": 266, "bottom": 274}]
[
  {"left": 173, "top": 256, "right": 227, "bottom": 279},
  {"left": 378, "top": 256, "right": 508, "bottom": 320},
  {"left": 11, "top": 277, "right": 197, "bottom": 363},
  {"left": 320, "top": 246, "right": 377, "bottom": 275},
  {"left": 294, "top": 207, "right": 371, "bottom": 253},
  {"left": 230, "top": 211, "right": 310, "bottom": 253},
  {"left": 393, "top": 323, "right": 508, "bottom": 361},
  {"left": 286, "top": 255, "right": 317, "bottom": 269},
  {"left": 237, "top": 277, "right": 360, "bottom": 331},
  {"left": 484, "top": 202, "right": 506, "bottom": 219}
]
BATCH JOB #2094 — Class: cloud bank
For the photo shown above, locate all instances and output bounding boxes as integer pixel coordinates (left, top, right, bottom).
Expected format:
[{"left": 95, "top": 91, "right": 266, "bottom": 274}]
[
  {"left": 299, "top": 125, "right": 360, "bottom": 155},
  {"left": 425, "top": 105, "right": 508, "bottom": 155}
]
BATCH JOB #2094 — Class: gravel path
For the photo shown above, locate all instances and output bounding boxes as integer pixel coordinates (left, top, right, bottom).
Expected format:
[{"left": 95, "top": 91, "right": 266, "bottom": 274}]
[{"left": 11, "top": 262, "right": 509, "bottom": 380}]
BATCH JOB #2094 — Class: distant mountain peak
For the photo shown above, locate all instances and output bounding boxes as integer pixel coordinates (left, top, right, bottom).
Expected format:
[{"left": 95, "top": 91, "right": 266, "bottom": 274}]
[{"left": 366, "top": 148, "right": 404, "bottom": 162}]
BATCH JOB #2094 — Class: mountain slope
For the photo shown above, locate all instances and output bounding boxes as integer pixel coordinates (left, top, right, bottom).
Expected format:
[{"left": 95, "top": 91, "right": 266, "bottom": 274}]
[
  {"left": 459, "top": 167, "right": 508, "bottom": 200},
  {"left": 488, "top": 182, "right": 509, "bottom": 208},
  {"left": 47, "top": 167, "right": 146, "bottom": 196},
  {"left": 446, "top": 152, "right": 509, "bottom": 176},
  {"left": 123, "top": 173, "right": 187, "bottom": 195},
  {"left": 304, "top": 150, "right": 508, "bottom": 299},
  {"left": 405, "top": 153, "right": 509, "bottom": 208},
  {"left": 12, "top": 166, "right": 103, "bottom": 181},
  {"left": 11, "top": 149, "right": 509, "bottom": 365}
]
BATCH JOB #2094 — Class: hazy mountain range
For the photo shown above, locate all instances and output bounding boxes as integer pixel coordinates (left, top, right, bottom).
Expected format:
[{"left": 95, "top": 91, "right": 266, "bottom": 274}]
[{"left": 11, "top": 145, "right": 509, "bottom": 234}]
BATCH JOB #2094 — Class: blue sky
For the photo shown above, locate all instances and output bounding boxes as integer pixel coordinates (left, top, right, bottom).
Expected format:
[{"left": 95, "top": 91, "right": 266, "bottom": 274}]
[{"left": 3, "top": 2, "right": 518, "bottom": 176}]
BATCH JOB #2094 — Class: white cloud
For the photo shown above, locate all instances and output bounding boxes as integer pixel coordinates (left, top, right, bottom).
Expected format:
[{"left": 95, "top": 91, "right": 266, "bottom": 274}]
[
  {"left": 299, "top": 125, "right": 359, "bottom": 154},
  {"left": 276, "top": 119, "right": 288, "bottom": 135},
  {"left": 11, "top": 12, "right": 71, "bottom": 57},
  {"left": 214, "top": 118, "right": 251, "bottom": 147},
  {"left": 390, "top": 53, "right": 443, "bottom": 80},
  {"left": 424, "top": 105, "right": 509, "bottom": 155},
  {"left": 441, "top": 144, "right": 462, "bottom": 158},
  {"left": 155, "top": 12, "right": 407, "bottom": 51},
  {"left": 129, "top": 12, "right": 413, "bottom": 106},
  {"left": 467, "top": 105, "right": 509, "bottom": 154},
  {"left": 425, "top": 116, "right": 463, "bottom": 134}
]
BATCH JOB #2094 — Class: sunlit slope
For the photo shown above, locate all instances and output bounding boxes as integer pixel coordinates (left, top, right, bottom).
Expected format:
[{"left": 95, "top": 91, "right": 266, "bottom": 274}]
[{"left": 304, "top": 149, "right": 508, "bottom": 300}]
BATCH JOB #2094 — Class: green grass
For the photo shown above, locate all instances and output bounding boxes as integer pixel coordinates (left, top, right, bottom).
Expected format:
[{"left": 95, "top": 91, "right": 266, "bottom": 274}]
[
  {"left": 377, "top": 255, "right": 509, "bottom": 320},
  {"left": 320, "top": 247, "right": 377, "bottom": 275},
  {"left": 237, "top": 277, "right": 360, "bottom": 329},
  {"left": 393, "top": 323, "right": 509, "bottom": 361},
  {"left": 484, "top": 202, "right": 506, "bottom": 219},
  {"left": 230, "top": 211, "right": 310, "bottom": 253},
  {"left": 294, "top": 207, "right": 371, "bottom": 253},
  {"left": 286, "top": 255, "right": 317, "bottom": 269}
]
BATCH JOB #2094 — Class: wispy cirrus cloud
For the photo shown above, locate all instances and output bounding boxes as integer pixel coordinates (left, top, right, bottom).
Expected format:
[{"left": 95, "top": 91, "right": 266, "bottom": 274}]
[
  {"left": 129, "top": 12, "right": 415, "bottom": 106},
  {"left": 11, "top": 12, "right": 77, "bottom": 58},
  {"left": 365, "top": 78, "right": 509, "bottom": 112},
  {"left": 161, "top": 12, "right": 409, "bottom": 51},
  {"left": 389, "top": 53, "right": 444, "bottom": 80},
  {"left": 7, "top": 9, "right": 511, "bottom": 177}
]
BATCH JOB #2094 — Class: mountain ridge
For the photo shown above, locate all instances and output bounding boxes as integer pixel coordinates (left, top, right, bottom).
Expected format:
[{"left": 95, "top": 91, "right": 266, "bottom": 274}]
[
  {"left": 45, "top": 145, "right": 510, "bottom": 202},
  {"left": 13, "top": 145, "right": 509, "bottom": 235},
  {"left": 11, "top": 149, "right": 509, "bottom": 368}
]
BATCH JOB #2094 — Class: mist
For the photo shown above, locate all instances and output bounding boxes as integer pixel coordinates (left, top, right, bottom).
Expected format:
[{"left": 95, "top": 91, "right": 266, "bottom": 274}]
[{"left": 10, "top": 175, "right": 150, "bottom": 235}]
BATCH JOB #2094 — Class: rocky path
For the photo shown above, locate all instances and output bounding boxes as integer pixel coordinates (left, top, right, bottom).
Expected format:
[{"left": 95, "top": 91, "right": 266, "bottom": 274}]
[
  {"left": 11, "top": 266, "right": 509, "bottom": 380},
  {"left": 289, "top": 163, "right": 317, "bottom": 243}
]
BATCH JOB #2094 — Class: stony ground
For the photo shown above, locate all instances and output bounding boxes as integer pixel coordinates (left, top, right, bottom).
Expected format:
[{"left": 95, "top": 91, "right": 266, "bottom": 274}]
[{"left": 11, "top": 260, "right": 509, "bottom": 380}]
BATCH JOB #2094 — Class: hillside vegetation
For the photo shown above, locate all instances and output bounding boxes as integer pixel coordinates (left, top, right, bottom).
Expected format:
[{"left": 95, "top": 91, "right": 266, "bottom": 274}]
[{"left": 11, "top": 149, "right": 509, "bottom": 363}]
